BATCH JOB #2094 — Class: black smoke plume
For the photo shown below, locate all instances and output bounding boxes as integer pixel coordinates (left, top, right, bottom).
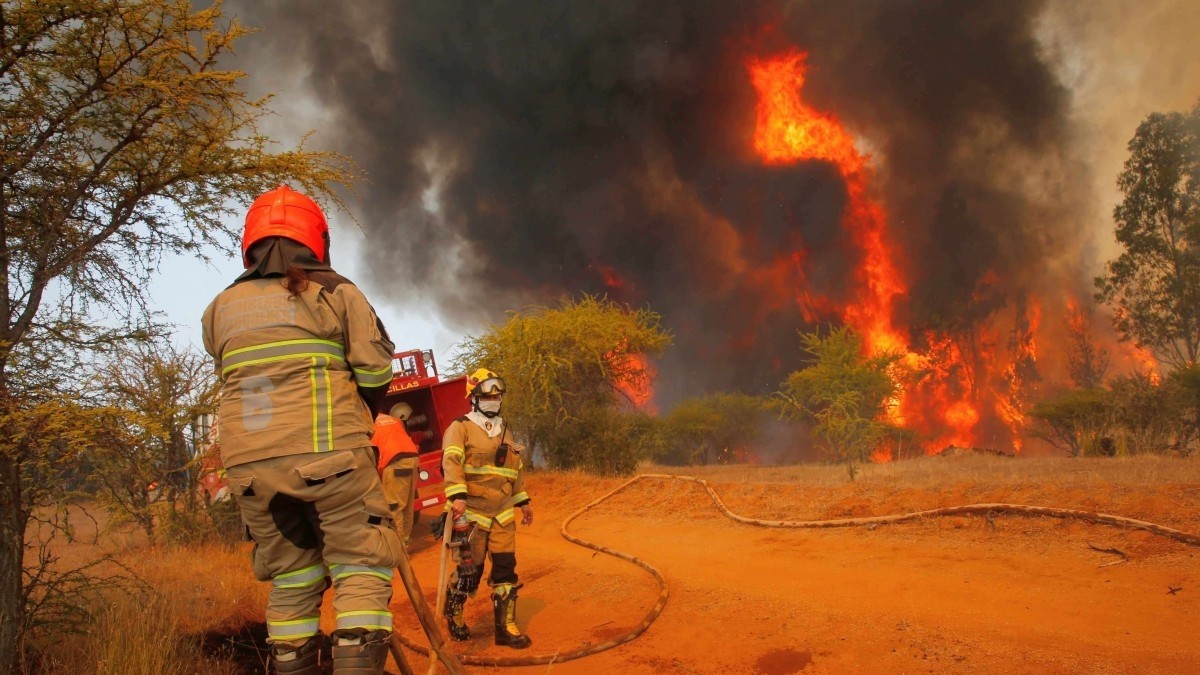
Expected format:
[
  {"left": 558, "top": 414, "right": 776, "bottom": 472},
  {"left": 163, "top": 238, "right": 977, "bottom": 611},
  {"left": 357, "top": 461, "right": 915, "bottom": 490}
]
[{"left": 225, "top": 0, "right": 1091, "bottom": 405}]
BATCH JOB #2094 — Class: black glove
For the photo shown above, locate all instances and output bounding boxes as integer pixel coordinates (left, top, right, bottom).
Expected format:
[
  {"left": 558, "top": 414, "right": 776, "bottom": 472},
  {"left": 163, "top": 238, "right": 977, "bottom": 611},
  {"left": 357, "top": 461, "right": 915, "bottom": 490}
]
[{"left": 455, "top": 566, "right": 482, "bottom": 593}]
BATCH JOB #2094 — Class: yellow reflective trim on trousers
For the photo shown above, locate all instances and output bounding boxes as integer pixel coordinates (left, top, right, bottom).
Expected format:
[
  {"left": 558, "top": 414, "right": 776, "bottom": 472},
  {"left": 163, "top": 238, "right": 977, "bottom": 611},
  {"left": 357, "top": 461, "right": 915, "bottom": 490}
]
[
  {"left": 267, "top": 616, "right": 320, "bottom": 640},
  {"left": 495, "top": 508, "right": 516, "bottom": 525},
  {"left": 353, "top": 364, "right": 393, "bottom": 387},
  {"left": 328, "top": 564, "right": 393, "bottom": 583},
  {"left": 272, "top": 563, "right": 326, "bottom": 589},
  {"left": 336, "top": 610, "right": 393, "bottom": 632},
  {"left": 465, "top": 465, "right": 519, "bottom": 480},
  {"left": 221, "top": 339, "right": 344, "bottom": 375}
]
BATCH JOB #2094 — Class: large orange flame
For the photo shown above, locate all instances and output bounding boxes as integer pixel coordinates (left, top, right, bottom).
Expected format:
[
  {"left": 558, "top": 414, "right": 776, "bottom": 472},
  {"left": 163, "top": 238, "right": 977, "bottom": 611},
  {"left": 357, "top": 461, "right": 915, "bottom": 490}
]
[
  {"left": 741, "top": 47, "right": 1172, "bottom": 458},
  {"left": 749, "top": 51, "right": 907, "bottom": 356},
  {"left": 1131, "top": 345, "right": 1162, "bottom": 385},
  {"left": 749, "top": 49, "right": 989, "bottom": 454},
  {"left": 604, "top": 339, "right": 657, "bottom": 414}
]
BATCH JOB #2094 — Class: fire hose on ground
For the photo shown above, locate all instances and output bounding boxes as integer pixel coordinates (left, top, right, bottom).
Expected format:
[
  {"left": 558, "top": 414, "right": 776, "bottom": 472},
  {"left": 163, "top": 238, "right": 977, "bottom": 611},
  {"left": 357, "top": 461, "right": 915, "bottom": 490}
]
[{"left": 394, "top": 472, "right": 1200, "bottom": 669}]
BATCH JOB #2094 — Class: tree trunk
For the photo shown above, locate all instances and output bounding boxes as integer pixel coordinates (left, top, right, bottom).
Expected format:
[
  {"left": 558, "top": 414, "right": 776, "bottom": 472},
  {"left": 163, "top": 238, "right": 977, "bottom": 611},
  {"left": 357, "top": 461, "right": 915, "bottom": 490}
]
[{"left": 0, "top": 451, "right": 26, "bottom": 672}]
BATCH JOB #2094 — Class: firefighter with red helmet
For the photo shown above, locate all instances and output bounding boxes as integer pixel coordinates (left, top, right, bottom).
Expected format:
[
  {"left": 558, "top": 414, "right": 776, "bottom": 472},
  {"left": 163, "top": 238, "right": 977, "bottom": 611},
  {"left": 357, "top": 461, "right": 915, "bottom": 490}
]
[
  {"left": 202, "top": 185, "right": 401, "bottom": 675},
  {"left": 373, "top": 405, "right": 420, "bottom": 546},
  {"left": 441, "top": 368, "right": 534, "bottom": 648}
]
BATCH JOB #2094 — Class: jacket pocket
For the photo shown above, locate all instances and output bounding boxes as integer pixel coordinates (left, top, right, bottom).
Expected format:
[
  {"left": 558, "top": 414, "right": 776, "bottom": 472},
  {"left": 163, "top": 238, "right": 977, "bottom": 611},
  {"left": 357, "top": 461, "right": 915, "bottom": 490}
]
[
  {"left": 465, "top": 448, "right": 490, "bottom": 468},
  {"left": 364, "top": 502, "right": 402, "bottom": 568},
  {"left": 295, "top": 449, "right": 357, "bottom": 485}
]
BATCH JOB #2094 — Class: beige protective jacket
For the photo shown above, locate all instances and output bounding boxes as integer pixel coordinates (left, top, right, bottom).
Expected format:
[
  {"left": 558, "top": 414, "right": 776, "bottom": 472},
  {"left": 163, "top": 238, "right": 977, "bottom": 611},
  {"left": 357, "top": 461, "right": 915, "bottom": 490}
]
[
  {"left": 442, "top": 417, "right": 530, "bottom": 528},
  {"left": 202, "top": 273, "right": 395, "bottom": 467}
]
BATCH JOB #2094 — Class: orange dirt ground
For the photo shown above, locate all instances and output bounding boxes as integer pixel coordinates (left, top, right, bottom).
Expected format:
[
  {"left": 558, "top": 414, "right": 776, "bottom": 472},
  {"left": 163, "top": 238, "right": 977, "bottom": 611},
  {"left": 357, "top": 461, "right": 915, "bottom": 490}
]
[{"left": 389, "top": 459, "right": 1200, "bottom": 675}]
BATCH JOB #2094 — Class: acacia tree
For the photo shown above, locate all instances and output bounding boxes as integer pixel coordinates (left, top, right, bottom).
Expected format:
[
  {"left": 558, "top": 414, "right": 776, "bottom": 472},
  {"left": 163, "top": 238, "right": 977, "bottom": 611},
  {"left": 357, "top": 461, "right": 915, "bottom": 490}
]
[
  {"left": 86, "top": 340, "right": 216, "bottom": 539},
  {"left": 1030, "top": 375, "right": 1191, "bottom": 457},
  {"left": 657, "top": 393, "right": 768, "bottom": 465},
  {"left": 1107, "top": 373, "right": 1183, "bottom": 455},
  {"left": 0, "top": 1, "right": 354, "bottom": 667},
  {"left": 1028, "top": 388, "right": 1114, "bottom": 457},
  {"left": 1096, "top": 102, "right": 1200, "bottom": 368},
  {"left": 777, "top": 327, "right": 902, "bottom": 480},
  {"left": 450, "top": 295, "right": 672, "bottom": 474}
]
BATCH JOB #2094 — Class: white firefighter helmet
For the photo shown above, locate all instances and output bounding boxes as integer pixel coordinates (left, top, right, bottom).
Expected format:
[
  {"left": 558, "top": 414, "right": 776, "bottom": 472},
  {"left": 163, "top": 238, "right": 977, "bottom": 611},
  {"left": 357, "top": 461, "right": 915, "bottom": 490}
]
[{"left": 389, "top": 401, "right": 414, "bottom": 421}]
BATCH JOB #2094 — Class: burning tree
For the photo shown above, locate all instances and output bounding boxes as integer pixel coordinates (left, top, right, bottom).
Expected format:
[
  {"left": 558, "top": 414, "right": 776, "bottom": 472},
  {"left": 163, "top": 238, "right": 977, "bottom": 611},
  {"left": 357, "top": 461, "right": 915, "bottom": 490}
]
[
  {"left": 777, "top": 327, "right": 903, "bottom": 480},
  {"left": 746, "top": 49, "right": 1048, "bottom": 454},
  {"left": 1065, "top": 301, "right": 1112, "bottom": 389}
]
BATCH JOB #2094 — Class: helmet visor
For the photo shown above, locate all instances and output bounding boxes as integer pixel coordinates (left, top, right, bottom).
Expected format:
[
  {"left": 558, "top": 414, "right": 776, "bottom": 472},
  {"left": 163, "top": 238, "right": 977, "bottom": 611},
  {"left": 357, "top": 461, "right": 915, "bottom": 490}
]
[{"left": 474, "top": 377, "right": 506, "bottom": 396}]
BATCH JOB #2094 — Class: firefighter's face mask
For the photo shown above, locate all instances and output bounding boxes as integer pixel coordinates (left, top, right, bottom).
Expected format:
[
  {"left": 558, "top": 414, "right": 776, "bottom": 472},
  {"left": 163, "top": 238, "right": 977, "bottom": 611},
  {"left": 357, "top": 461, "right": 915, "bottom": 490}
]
[{"left": 476, "top": 395, "right": 502, "bottom": 417}]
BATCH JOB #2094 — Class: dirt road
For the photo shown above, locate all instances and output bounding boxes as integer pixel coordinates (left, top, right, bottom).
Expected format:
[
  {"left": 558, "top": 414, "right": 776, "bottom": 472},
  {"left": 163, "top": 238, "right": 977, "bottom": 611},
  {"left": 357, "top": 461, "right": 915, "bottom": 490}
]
[{"left": 391, "top": 467, "right": 1200, "bottom": 674}]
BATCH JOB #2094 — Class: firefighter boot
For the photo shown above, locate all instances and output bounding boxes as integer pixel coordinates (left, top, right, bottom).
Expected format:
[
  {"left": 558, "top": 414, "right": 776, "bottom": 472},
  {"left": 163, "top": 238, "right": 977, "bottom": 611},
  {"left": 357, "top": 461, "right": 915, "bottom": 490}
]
[
  {"left": 491, "top": 584, "right": 532, "bottom": 649},
  {"left": 330, "top": 629, "right": 389, "bottom": 675},
  {"left": 443, "top": 587, "right": 471, "bottom": 641},
  {"left": 271, "top": 635, "right": 321, "bottom": 675}
]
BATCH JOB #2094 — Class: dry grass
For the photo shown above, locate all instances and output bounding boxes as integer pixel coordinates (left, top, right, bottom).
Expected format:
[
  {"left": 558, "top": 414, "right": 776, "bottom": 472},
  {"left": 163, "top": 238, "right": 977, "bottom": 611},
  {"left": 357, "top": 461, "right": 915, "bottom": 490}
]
[
  {"left": 79, "top": 596, "right": 190, "bottom": 675},
  {"left": 30, "top": 541, "right": 264, "bottom": 675}
]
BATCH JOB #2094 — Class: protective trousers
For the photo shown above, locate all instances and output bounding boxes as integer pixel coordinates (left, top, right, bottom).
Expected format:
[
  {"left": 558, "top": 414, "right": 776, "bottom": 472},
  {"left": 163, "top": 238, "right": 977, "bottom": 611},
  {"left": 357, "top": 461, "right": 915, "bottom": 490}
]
[
  {"left": 226, "top": 447, "right": 402, "bottom": 647},
  {"left": 380, "top": 456, "right": 419, "bottom": 546},
  {"left": 448, "top": 515, "right": 518, "bottom": 589}
]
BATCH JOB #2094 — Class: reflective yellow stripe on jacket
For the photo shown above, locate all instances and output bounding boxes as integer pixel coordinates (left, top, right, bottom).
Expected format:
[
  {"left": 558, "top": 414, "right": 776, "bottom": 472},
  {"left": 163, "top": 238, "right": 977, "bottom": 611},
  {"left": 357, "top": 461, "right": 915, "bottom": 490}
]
[
  {"left": 352, "top": 363, "right": 393, "bottom": 387},
  {"left": 443, "top": 445, "right": 467, "bottom": 499},
  {"left": 220, "top": 338, "right": 345, "bottom": 376},
  {"left": 310, "top": 356, "right": 333, "bottom": 452},
  {"left": 464, "top": 465, "right": 519, "bottom": 480}
]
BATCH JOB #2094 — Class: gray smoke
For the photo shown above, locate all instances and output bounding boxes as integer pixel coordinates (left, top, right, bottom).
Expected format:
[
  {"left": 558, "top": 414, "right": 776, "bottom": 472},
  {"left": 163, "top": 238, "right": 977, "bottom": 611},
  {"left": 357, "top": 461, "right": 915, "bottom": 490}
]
[{"left": 222, "top": 0, "right": 1143, "bottom": 405}]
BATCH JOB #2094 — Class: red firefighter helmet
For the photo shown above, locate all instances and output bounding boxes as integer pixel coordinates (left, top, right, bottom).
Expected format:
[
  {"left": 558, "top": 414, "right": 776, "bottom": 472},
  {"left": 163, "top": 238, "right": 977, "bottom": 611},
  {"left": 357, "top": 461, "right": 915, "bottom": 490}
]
[{"left": 241, "top": 185, "right": 329, "bottom": 266}]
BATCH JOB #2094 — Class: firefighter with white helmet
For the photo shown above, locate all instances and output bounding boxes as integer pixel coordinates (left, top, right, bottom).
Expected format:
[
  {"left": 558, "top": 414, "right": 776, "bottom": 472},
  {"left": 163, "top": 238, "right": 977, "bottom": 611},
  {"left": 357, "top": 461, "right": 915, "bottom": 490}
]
[
  {"left": 374, "top": 403, "right": 420, "bottom": 546},
  {"left": 441, "top": 368, "right": 534, "bottom": 648},
  {"left": 202, "top": 185, "right": 401, "bottom": 675}
]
